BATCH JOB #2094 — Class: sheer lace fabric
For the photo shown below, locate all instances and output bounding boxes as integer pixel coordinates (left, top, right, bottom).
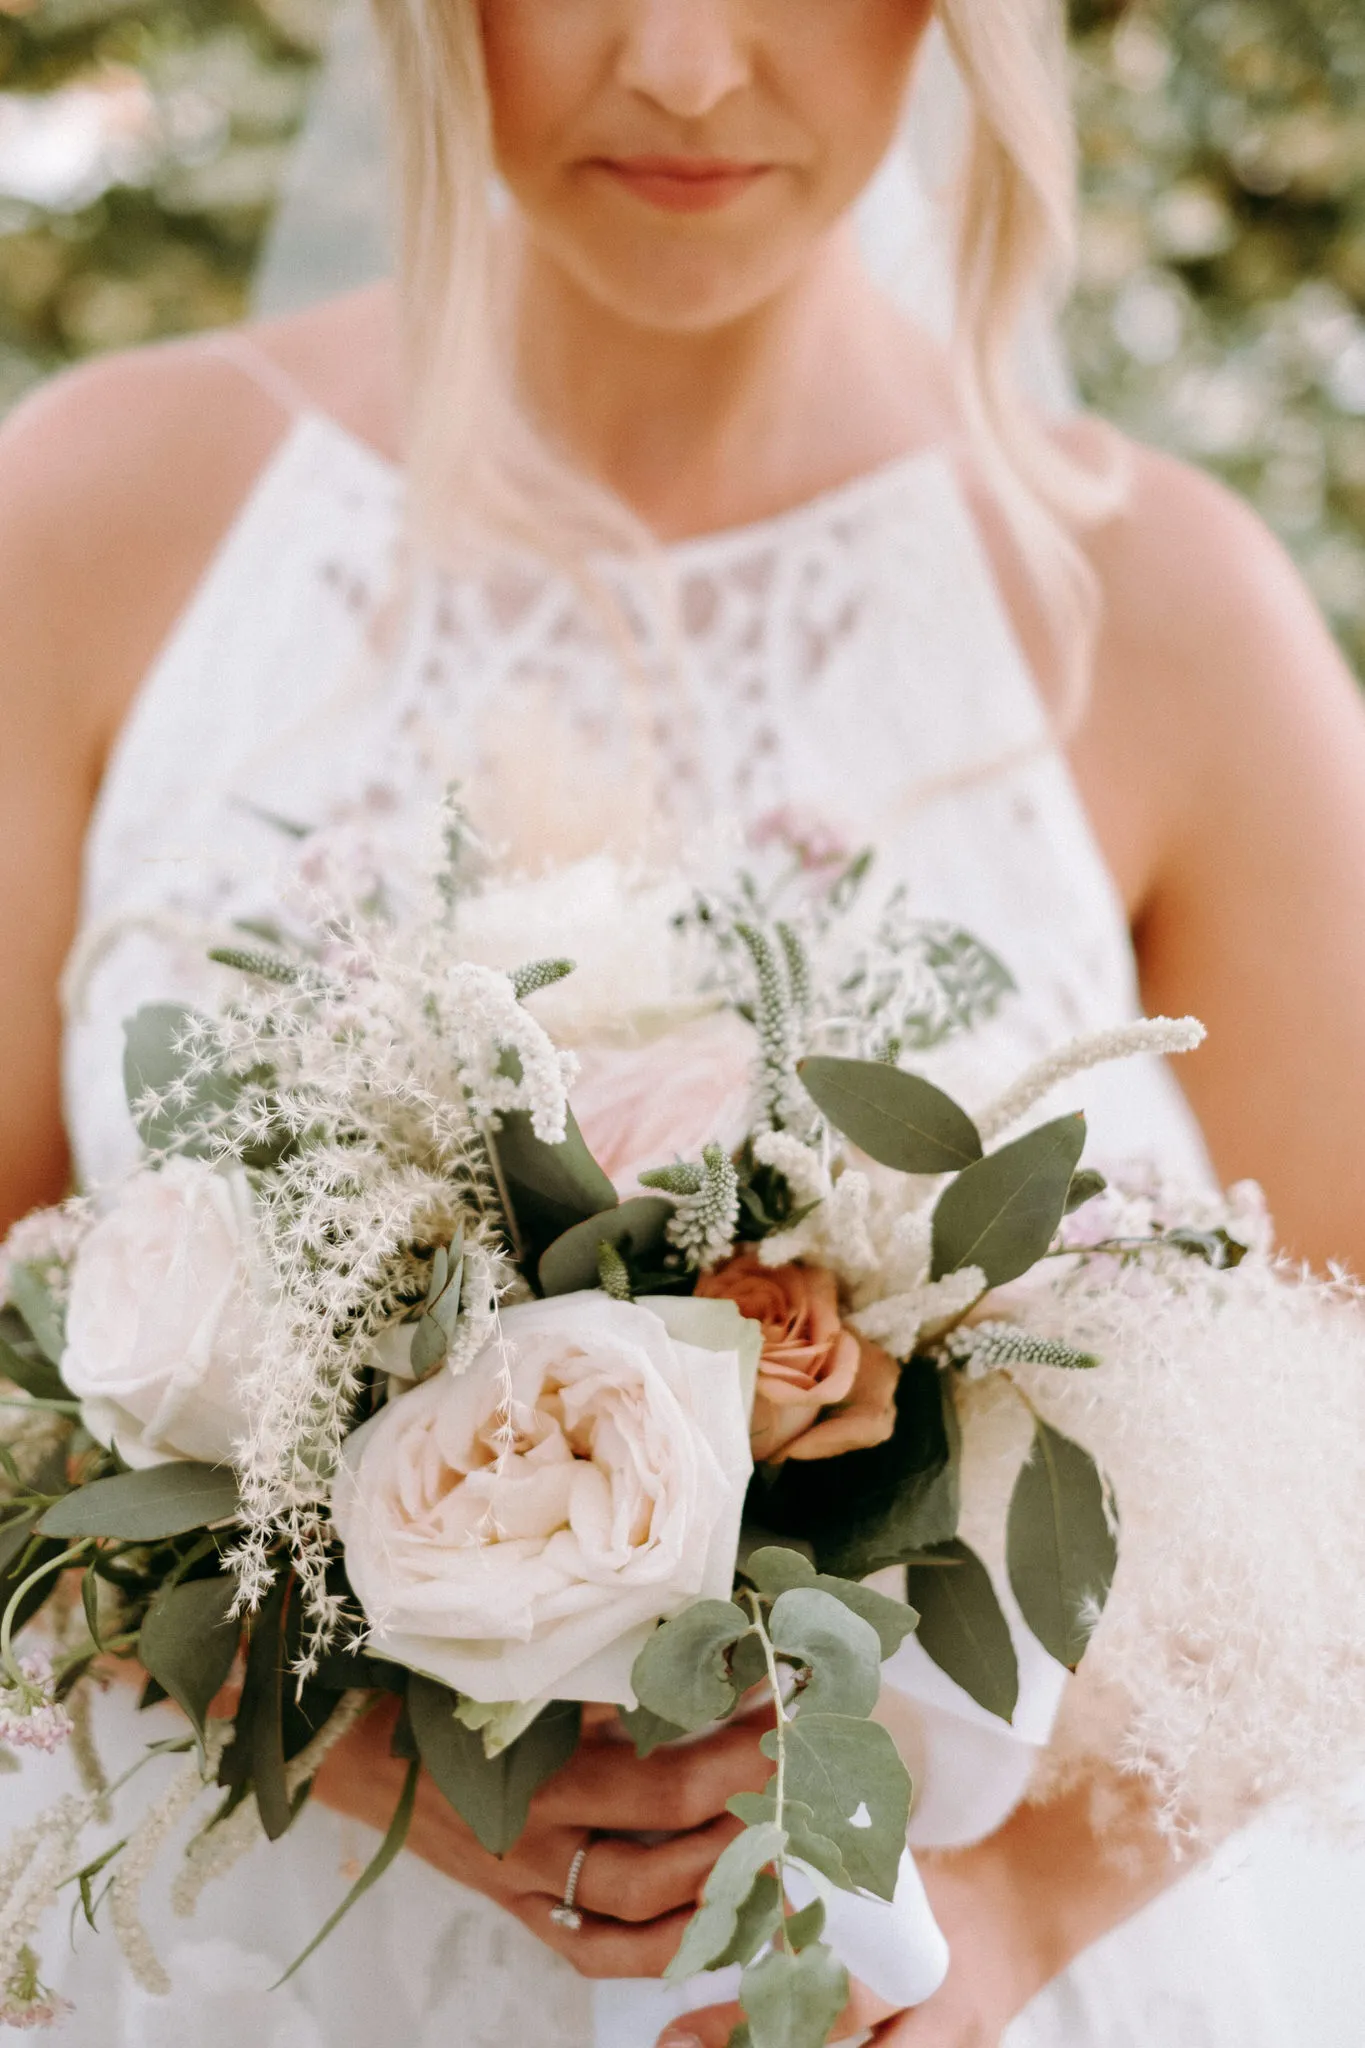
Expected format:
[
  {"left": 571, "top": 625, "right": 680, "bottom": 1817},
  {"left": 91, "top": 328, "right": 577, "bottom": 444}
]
[{"left": 41, "top": 409, "right": 1361, "bottom": 2043}]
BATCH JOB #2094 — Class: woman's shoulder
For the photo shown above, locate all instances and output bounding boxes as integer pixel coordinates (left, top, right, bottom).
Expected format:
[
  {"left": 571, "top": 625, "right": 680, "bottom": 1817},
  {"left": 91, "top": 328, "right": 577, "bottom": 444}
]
[{"left": 0, "top": 286, "right": 400, "bottom": 761}]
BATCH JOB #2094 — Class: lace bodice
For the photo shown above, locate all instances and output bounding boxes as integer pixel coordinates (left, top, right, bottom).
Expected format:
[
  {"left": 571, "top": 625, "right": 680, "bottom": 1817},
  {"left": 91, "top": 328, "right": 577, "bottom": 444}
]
[{"left": 64, "top": 407, "right": 1208, "bottom": 1196}]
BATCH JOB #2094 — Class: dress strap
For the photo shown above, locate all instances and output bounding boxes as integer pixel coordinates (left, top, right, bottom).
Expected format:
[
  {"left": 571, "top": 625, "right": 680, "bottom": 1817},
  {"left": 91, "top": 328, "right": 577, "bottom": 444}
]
[{"left": 196, "top": 331, "right": 319, "bottom": 421}]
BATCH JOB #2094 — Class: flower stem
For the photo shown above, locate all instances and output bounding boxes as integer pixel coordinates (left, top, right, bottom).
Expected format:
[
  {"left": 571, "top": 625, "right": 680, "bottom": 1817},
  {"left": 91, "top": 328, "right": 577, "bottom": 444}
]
[
  {"left": 0, "top": 1544, "right": 89, "bottom": 1684},
  {"left": 743, "top": 1588, "right": 794, "bottom": 1955}
]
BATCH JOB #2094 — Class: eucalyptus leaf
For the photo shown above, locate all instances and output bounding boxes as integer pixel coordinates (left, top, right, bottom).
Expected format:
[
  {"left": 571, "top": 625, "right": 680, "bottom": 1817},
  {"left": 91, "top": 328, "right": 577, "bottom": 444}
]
[
  {"left": 123, "top": 1004, "right": 287, "bottom": 1169},
  {"left": 784, "top": 1897, "right": 827, "bottom": 1951},
  {"left": 665, "top": 1823, "right": 787, "bottom": 1981},
  {"left": 766, "top": 1715, "right": 910, "bottom": 1901},
  {"left": 931, "top": 1114, "right": 1087, "bottom": 1287},
  {"left": 6, "top": 1265, "right": 65, "bottom": 1367},
  {"left": 905, "top": 1540, "right": 1019, "bottom": 1722},
  {"left": 727, "top": 1794, "right": 851, "bottom": 1892},
  {"left": 139, "top": 1575, "right": 240, "bottom": 1744},
  {"left": 1006, "top": 1420, "right": 1117, "bottom": 1670},
  {"left": 0, "top": 1333, "right": 67, "bottom": 1404},
  {"left": 490, "top": 1103, "right": 618, "bottom": 1267},
  {"left": 538, "top": 1198, "right": 674, "bottom": 1298},
  {"left": 744, "top": 1550, "right": 918, "bottom": 1662},
  {"left": 617, "top": 1702, "right": 688, "bottom": 1758},
  {"left": 631, "top": 1600, "right": 750, "bottom": 1730},
  {"left": 797, "top": 1058, "right": 983, "bottom": 1175},
  {"left": 740, "top": 1940, "right": 850, "bottom": 2048},
  {"left": 712, "top": 1871, "right": 784, "bottom": 1970},
  {"left": 39, "top": 1463, "right": 242, "bottom": 1541},
  {"left": 1064, "top": 1168, "right": 1108, "bottom": 1215},
  {"left": 769, "top": 1589, "right": 882, "bottom": 1720},
  {"left": 408, "top": 1676, "right": 579, "bottom": 1856}
]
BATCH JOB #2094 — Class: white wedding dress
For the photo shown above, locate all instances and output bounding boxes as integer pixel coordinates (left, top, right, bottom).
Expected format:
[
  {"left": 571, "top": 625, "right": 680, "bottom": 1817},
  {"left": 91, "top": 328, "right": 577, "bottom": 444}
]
[{"left": 12, "top": 360, "right": 1365, "bottom": 2045}]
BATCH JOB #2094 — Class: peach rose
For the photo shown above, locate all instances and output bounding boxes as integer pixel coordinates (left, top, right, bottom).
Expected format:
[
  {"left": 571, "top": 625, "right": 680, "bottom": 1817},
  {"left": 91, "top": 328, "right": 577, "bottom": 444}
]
[{"left": 697, "top": 1256, "right": 899, "bottom": 1464}]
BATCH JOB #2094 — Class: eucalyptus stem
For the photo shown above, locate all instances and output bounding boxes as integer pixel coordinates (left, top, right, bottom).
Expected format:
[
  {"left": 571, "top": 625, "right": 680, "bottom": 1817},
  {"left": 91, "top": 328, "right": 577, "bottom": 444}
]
[
  {"left": 0, "top": 1396, "right": 83, "bottom": 1414},
  {"left": 0, "top": 1542, "right": 89, "bottom": 1684},
  {"left": 744, "top": 1588, "right": 794, "bottom": 1956}
]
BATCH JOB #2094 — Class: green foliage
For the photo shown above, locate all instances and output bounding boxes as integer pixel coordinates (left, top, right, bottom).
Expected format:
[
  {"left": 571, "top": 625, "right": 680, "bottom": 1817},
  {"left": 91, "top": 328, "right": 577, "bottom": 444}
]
[
  {"left": 407, "top": 1675, "right": 580, "bottom": 1856},
  {"left": 488, "top": 1102, "right": 617, "bottom": 1269},
  {"left": 767, "top": 1587, "right": 882, "bottom": 1720},
  {"left": 665, "top": 1823, "right": 788, "bottom": 1980},
  {"left": 38, "top": 1461, "right": 243, "bottom": 1540},
  {"left": 5, "top": 1265, "right": 65, "bottom": 1367},
  {"left": 220, "top": 1574, "right": 289, "bottom": 1839},
  {"left": 740, "top": 1942, "right": 851, "bottom": 2048},
  {"left": 123, "top": 1002, "right": 289, "bottom": 1169},
  {"left": 797, "top": 1057, "right": 984, "bottom": 1175},
  {"left": 905, "top": 1540, "right": 1020, "bottom": 1723},
  {"left": 274, "top": 1756, "right": 420, "bottom": 1987},
  {"left": 1007, "top": 1419, "right": 1118, "bottom": 1669},
  {"left": 931, "top": 1115, "right": 1088, "bottom": 1288},
  {"left": 138, "top": 1572, "right": 239, "bottom": 1744},
  {"left": 631, "top": 1598, "right": 751, "bottom": 1730},
  {"left": 742, "top": 1548, "right": 919, "bottom": 1660},
  {"left": 407, "top": 1237, "right": 464, "bottom": 1378},
  {"left": 767, "top": 1714, "right": 910, "bottom": 1900},
  {"left": 537, "top": 1196, "right": 673, "bottom": 1297}
]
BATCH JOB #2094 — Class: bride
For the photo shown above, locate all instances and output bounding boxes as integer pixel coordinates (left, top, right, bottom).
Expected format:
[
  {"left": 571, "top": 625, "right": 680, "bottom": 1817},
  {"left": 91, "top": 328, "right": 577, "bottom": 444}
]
[{"left": 4, "top": 1, "right": 1365, "bottom": 2042}]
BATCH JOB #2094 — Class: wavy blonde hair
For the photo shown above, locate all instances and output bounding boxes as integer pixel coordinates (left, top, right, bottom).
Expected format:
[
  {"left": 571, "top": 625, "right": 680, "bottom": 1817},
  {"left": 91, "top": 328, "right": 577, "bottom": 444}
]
[{"left": 368, "top": 0, "right": 1122, "bottom": 725}]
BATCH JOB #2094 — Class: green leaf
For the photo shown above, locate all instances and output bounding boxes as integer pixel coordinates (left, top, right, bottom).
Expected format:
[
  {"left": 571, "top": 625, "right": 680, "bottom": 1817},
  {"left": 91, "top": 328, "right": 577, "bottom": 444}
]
[
  {"left": 1064, "top": 1168, "right": 1108, "bottom": 1215},
  {"left": 767, "top": 1715, "right": 911, "bottom": 1901},
  {"left": 713, "top": 1871, "right": 784, "bottom": 1969},
  {"left": 0, "top": 1332, "right": 67, "bottom": 1404},
  {"left": 123, "top": 1004, "right": 287, "bottom": 1169},
  {"left": 906, "top": 1540, "right": 1018, "bottom": 1722},
  {"left": 1006, "top": 1420, "right": 1117, "bottom": 1670},
  {"left": 410, "top": 1239, "right": 465, "bottom": 1378},
  {"left": 665, "top": 1823, "right": 787, "bottom": 1981},
  {"left": 139, "top": 1575, "right": 240, "bottom": 1745},
  {"left": 768, "top": 1589, "right": 882, "bottom": 1720},
  {"left": 931, "top": 1114, "right": 1087, "bottom": 1287},
  {"left": 744, "top": 1550, "right": 918, "bottom": 1662},
  {"left": 223, "top": 1577, "right": 289, "bottom": 1840},
  {"left": 38, "top": 1463, "right": 243, "bottom": 1541},
  {"left": 408, "top": 1676, "right": 580, "bottom": 1856},
  {"left": 6, "top": 1265, "right": 65, "bottom": 1367},
  {"left": 784, "top": 1898, "right": 826, "bottom": 1951},
  {"left": 490, "top": 1103, "right": 618, "bottom": 1268},
  {"left": 740, "top": 1940, "right": 850, "bottom": 2048},
  {"left": 80, "top": 1563, "right": 103, "bottom": 1649},
  {"left": 630, "top": 1600, "right": 750, "bottom": 1731},
  {"left": 273, "top": 1757, "right": 418, "bottom": 1986},
  {"left": 617, "top": 1702, "right": 688, "bottom": 1758},
  {"left": 727, "top": 1794, "right": 852, "bottom": 1891},
  {"left": 758, "top": 1359, "right": 960, "bottom": 1580},
  {"left": 538, "top": 1197, "right": 674, "bottom": 1298},
  {"left": 797, "top": 1058, "right": 983, "bottom": 1175}
]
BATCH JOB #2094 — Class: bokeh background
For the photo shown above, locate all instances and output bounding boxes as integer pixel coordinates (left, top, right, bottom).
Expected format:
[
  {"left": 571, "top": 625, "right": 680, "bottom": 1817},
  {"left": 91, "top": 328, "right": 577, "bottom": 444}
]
[{"left": 0, "top": 0, "right": 1362, "bottom": 673}]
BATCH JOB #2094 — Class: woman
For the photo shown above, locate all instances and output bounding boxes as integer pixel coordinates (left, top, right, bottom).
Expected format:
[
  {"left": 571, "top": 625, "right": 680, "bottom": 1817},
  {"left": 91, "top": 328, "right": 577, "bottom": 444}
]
[{"left": 3, "top": 1, "right": 1365, "bottom": 2043}]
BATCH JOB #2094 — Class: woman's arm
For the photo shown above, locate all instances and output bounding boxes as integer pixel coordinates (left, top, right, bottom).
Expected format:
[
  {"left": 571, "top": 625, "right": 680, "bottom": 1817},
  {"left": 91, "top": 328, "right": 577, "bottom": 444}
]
[{"left": 1087, "top": 447, "right": 1365, "bottom": 1269}]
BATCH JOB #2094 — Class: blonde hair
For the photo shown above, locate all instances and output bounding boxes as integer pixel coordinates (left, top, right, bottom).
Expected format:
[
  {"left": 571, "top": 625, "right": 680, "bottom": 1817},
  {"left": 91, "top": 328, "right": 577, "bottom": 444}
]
[{"left": 369, "top": 0, "right": 1122, "bottom": 725}]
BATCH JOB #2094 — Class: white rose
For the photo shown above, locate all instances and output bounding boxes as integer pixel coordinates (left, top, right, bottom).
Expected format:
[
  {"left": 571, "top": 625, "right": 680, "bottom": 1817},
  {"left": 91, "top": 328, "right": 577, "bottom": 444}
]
[
  {"left": 61, "top": 1160, "right": 266, "bottom": 1470},
  {"left": 333, "top": 1293, "right": 757, "bottom": 1706}
]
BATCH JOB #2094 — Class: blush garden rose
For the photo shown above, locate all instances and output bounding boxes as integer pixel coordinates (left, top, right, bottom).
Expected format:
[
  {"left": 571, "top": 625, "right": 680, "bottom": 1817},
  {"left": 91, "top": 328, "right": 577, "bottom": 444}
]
[
  {"left": 332, "top": 1292, "right": 755, "bottom": 1707},
  {"left": 60, "top": 1159, "right": 265, "bottom": 1469}
]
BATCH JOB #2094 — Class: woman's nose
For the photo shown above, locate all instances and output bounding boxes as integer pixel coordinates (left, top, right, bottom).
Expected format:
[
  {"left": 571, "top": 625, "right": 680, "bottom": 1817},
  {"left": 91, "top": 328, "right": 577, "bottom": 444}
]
[{"left": 616, "top": 0, "right": 751, "bottom": 122}]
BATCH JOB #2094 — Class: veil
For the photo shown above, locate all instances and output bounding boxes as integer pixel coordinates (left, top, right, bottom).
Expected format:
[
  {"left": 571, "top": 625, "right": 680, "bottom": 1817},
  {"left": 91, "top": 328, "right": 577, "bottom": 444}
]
[{"left": 255, "top": 0, "right": 1072, "bottom": 412}]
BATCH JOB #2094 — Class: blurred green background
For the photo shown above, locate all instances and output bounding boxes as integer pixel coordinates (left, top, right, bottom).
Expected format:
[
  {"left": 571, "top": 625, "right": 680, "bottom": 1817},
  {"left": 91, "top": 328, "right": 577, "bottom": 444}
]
[{"left": 1, "top": 0, "right": 1363, "bottom": 671}]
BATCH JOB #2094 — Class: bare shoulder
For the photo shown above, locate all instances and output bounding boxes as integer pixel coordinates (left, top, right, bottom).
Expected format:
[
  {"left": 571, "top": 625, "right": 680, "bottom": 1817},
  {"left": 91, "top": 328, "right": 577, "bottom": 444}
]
[
  {"left": 0, "top": 284, "right": 399, "bottom": 760},
  {"left": 1085, "top": 434, "right": 1352, "bottom": 739}
]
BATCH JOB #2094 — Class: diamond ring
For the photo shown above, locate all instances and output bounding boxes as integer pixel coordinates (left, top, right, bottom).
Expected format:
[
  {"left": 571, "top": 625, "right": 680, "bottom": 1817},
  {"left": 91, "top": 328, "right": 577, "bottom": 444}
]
[{"left": 549, "top": 1839, "right": 592, "bottom": 1932}]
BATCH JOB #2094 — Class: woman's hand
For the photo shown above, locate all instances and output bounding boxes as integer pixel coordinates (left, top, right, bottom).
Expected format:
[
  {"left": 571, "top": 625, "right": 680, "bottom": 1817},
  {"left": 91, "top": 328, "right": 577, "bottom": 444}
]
[
  {"left": 312, "top": 1697, "right": 773, "bottom": 1978},
  {"left": 654, "top": 1776, "right": 1182, "bottom": 2048}
]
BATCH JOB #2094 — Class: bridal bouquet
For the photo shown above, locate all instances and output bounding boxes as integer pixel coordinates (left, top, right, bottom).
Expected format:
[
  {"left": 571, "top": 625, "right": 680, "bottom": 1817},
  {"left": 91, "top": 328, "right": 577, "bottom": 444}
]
[{"left": 4, "top": 803, "right": 1365, "bottom": 2039}]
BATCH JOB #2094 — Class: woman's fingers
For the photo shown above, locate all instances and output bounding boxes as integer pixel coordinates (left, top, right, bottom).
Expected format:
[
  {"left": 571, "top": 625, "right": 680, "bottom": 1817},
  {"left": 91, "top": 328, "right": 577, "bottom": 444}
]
[
  {"left": 507, "top": 1894, "right": 696, "bottom": 1981},
  {"left": 573, "top": 1817, "right": 744, "bottom": 1922},
  {"left": 536, "top": 1716, "right": 773, "bottom": 1831}
]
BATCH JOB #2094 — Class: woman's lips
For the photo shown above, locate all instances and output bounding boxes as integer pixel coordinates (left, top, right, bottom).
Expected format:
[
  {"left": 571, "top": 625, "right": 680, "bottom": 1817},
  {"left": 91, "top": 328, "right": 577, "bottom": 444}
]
[{"left": 589, "top": 156, "right": 772, "bottom": 214}]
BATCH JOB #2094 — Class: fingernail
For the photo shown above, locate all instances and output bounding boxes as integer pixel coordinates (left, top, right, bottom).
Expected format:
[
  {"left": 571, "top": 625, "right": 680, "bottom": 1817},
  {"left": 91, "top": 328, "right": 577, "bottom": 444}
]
[{"left": 658, "top": 2033, "right": 703, "bottom": 2048}]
